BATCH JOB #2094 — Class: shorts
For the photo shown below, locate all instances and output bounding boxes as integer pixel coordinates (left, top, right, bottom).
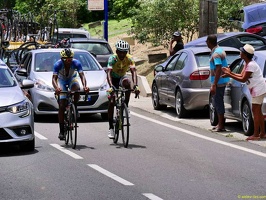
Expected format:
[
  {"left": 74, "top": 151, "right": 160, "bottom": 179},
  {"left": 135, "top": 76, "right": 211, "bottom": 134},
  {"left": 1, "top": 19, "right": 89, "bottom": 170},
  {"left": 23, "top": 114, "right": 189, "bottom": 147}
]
[
  {"left": 111, "top": 75, "right": 130, "bottom": 89},
  {"left": 58, "top": 76, "right": 80, "bottom": 99},
  {"left": 252, "top": 93, "right": 266, "bottom": 104},
  {"left": 213, "top": 86, "right": 226, "bottom": 114}
]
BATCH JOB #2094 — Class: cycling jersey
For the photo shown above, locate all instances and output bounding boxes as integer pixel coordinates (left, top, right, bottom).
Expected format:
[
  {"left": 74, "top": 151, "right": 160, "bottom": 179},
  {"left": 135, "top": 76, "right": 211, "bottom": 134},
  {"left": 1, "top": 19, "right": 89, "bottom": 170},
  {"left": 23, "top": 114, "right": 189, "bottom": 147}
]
[
  {"left": 107, "top": 54, "right": 135, "bottom": 78},
  {"left": 53, "top": 59, "right": 83, "bottom": 81}
]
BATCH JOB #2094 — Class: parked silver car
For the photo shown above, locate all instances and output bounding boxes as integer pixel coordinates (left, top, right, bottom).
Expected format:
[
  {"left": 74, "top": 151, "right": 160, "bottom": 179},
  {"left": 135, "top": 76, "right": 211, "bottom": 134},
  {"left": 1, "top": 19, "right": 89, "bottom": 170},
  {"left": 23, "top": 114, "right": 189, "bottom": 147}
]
[
  {"left": 0, "top": 60, "right": 35, "bottom": 151},
  {"left": 209, "top": 50, "right": 266, "bottom": 136},
  {"left": 15, "top": 48, "right": 109, "bottom": 119},
  {"left": 152, "top": 47, "right": 240, "bottom": 118}
]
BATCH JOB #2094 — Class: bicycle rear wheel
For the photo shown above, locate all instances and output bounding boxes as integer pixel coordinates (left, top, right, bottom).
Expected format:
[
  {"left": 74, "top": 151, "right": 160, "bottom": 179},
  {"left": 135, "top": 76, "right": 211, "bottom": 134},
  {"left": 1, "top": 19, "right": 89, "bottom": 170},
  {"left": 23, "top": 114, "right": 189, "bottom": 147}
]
[
  {"left": 121, "top": 103, "right": 130, "bottom": 148},
  {"left": 69, "top": 104, "right": 77, "bottom": 149}
]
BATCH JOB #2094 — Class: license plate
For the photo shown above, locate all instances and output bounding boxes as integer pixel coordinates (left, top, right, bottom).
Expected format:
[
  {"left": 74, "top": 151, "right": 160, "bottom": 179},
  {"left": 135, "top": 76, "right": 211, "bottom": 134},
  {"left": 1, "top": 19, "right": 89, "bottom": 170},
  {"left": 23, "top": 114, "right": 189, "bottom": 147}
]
[{"left": 80, "top": 95, "right": 91, "bottom": 102}]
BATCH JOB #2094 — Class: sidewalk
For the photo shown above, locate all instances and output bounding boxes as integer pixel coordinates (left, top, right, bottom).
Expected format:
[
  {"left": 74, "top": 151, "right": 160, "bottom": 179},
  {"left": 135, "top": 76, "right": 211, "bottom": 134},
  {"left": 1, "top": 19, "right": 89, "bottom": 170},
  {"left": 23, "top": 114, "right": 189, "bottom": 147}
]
[{"left": 129, "top": 94, "right": 266, "bottom": 147}]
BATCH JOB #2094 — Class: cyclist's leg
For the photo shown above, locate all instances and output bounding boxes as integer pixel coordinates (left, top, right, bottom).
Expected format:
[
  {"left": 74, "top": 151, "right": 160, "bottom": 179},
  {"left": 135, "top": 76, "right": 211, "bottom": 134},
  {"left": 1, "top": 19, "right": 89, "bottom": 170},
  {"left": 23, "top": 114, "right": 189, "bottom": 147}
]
[
  {"left": 69, "top": 76, "right": 80, "bottom": 117},
  {"left": 120, "top": 76, "right": 131, "bottom": 107},
  {"left": 58, "top": 80, "right": 68, "bottom": 139},
  {"left": 108, "top": 77, "right": 120, "bottom": 138}
]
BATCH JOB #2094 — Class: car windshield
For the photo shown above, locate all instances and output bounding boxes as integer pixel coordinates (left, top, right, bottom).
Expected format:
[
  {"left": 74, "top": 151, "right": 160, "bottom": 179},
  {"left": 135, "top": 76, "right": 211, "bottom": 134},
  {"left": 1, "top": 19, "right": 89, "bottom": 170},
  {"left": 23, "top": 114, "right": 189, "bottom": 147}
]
[
  {"left": 34, "top": 52, "right": 101, "bottom": 72},
  {"left": 195, "top": 53, "right": 240, "bottom": 67},
  {"left": 0, "top": 67, "right": 17, "bottom": 88},
  {"left": 71, "top": 43, "right": 111, "bottom": 55}
]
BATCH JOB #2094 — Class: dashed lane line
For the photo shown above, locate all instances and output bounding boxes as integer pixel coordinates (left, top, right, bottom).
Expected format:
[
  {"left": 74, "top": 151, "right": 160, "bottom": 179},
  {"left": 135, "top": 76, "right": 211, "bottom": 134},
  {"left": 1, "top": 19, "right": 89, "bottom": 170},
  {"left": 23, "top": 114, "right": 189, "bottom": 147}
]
[
  {"left": 50, "top": 144, "right": 83, "bottom": 159},
  {"left": 34, "top": 131, "right": 47, "bottom": 140},
  {"left": 88, "top": 164, "right": 134, "bottom": 186},
  {"left": 143, "top": 193, "right": 164, "bottom": 200}
]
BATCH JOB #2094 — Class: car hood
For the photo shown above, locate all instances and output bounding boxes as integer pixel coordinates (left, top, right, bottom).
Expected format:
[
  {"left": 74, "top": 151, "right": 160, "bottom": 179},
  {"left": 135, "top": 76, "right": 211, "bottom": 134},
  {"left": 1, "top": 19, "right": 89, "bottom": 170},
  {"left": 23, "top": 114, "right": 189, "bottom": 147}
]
[
  {"left": 0, "top": 86, "right": 25, "bottom": 107},
  {"left": 33, "top": 71, "right": 107, "bottom": 90},
  {"left": 242, "top": 4, "right": 266, "bottom": 29}
]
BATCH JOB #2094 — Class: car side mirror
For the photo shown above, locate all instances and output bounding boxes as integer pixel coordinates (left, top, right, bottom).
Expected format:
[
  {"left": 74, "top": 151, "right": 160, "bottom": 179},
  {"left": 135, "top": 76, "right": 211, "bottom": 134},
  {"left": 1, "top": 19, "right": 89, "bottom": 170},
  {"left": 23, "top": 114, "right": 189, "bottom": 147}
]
[
  {"left": 16, "top": 68, "right": 28, "bottom": 77},
  {"left": 21, "top": 79, "right": 34, "bottom": 89}
]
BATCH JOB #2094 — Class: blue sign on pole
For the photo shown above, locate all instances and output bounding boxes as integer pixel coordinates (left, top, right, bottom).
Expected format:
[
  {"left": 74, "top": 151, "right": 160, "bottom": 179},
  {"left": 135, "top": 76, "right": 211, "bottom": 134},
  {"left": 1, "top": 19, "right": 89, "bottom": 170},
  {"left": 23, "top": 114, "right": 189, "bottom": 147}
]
[{"left": 104, "top": 0, "right": 108, "bottom": 41}]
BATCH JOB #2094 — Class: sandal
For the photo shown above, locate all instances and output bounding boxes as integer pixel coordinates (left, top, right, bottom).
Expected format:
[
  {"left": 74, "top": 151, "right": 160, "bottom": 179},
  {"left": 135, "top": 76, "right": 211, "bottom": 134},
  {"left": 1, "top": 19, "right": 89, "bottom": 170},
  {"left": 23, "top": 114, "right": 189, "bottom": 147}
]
[
  {"left": 246, "top": 136, "right": 260, "bottom": 141},
  {"left": 259, "top": 134, "right": 266, "bottom": 139},
  {"left": 211, "top": 127, "right": 226, "bottom": 132}
]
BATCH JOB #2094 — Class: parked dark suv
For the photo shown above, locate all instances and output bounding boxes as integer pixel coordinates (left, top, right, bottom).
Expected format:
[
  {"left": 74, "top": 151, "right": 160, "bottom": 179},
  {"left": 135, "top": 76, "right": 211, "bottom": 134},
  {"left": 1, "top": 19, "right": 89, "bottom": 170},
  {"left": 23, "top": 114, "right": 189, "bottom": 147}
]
[{"left": 69, "top": 38, "right": 113, "bottom": 69}]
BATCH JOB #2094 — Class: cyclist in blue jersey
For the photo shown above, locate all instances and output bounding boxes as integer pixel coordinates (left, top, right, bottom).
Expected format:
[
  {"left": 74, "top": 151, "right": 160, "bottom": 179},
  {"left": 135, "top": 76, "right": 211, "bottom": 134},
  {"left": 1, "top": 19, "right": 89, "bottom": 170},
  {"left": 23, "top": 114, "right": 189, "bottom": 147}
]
[{"left": 52, "top": 48, "right": 89, "bottom": 140}]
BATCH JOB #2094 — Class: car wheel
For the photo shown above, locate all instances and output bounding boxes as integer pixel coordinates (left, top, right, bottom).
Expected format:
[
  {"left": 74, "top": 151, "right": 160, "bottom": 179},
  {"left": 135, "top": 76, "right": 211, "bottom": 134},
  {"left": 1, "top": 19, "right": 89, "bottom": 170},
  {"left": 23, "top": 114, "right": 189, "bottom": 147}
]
[
  {"left": 101, "top": 113, "right": 108, "bottom": 120},
  {"left": 152, "top": 83, "right": 167, "bottom": 110},
  {"left": 21, "top": 138, "right": 35, "bottom": 152},
  {"left": 175, "top": 90, "right": 187, "bottom": 118},
  {"left": 241, "top": 100, "right": 254, "bottom": 136},
  {"left": 209, "top": 95, "right": 218, "bottom": 126}
]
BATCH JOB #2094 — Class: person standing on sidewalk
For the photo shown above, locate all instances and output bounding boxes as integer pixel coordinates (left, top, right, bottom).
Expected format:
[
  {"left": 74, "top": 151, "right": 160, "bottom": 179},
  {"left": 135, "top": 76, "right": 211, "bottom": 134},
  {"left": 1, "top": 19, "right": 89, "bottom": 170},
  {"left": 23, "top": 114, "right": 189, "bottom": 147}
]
[
  {"left": 169, "top": 31, "right": 184, "bottom": 56},
  {"left": 222, "top": 44, "right": 266, "bottom": 140},
  {"left": 206, "top": 34, "right": 229, "bottom": 132}
]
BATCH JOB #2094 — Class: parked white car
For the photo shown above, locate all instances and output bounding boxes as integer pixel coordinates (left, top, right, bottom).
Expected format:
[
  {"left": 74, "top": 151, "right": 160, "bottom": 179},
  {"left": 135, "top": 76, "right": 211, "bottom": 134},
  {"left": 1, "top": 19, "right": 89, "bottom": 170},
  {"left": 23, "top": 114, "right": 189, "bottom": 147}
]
[{"left": 0, "top": 59, "right": 35, "bottom": 151}]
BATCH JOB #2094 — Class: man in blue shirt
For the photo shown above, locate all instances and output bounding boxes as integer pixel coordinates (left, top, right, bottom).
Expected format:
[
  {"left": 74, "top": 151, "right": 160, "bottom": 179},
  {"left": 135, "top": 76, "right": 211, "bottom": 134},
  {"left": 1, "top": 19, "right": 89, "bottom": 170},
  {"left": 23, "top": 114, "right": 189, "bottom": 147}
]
[{"left": 206, "top": 34, "right": 229, "bottom": 132}]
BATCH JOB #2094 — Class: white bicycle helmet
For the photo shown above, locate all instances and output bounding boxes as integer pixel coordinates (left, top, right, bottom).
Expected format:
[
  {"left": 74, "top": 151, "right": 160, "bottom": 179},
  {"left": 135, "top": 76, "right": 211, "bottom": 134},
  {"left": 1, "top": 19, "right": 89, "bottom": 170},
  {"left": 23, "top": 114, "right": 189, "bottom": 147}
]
[{"left": 115, "top": 40, "right": 130, "bottom": 52}]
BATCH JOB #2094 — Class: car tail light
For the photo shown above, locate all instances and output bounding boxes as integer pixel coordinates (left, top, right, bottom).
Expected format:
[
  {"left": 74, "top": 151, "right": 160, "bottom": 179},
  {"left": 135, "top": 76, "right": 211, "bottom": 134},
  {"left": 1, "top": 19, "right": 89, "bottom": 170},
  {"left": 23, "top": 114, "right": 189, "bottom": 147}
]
[
  {"left": 190, "top": 70, "right": 210, "bottom": 80},
  {"left": 246, "top": 26, "right": 263, "bottom": 34}
]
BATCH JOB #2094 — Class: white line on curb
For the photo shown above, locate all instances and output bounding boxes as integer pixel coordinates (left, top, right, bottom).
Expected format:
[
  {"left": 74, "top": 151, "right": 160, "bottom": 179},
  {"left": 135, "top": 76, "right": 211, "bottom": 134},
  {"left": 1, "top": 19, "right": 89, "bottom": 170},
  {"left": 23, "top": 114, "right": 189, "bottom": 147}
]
[
  {"left": 88, "top": 164, "right": 134, "bottom": 186},
  {"left": 131, "top": 111, "right": 266, "bottom": 158}
]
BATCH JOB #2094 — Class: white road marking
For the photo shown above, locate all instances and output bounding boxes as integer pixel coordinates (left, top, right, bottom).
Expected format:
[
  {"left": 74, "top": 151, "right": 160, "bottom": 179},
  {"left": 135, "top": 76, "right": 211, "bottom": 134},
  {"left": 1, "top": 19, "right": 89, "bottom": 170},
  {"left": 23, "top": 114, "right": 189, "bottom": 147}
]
[
  {"left": 34, "top": 131, "right": 47, "bottom": 140},
  {"left": 50, "top": 144, "right": 83, "bottom": 159},
  {"left": 131, "top": 112, "right": 266, "bottom": 158},
  {"left": 88, "top": 164, "right": 134, "bottom": 186},
  {"left": 143, "top": 193, "right": 164, "bottom": 200}
]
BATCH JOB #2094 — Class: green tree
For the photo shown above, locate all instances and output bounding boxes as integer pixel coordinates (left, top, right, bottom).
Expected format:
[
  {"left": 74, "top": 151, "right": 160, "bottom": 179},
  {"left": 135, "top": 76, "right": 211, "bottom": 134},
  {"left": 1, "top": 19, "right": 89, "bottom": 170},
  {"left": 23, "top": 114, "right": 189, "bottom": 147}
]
[{"left": 131, "top": 0, "right": 199, "bottom": 47}]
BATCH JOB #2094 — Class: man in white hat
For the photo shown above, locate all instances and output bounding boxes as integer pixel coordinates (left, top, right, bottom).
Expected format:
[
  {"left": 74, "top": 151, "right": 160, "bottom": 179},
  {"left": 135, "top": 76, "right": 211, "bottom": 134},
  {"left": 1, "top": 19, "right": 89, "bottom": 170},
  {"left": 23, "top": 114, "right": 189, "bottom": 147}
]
[{"left": 169, "top": 31, "right": 184, "bottom": 56}]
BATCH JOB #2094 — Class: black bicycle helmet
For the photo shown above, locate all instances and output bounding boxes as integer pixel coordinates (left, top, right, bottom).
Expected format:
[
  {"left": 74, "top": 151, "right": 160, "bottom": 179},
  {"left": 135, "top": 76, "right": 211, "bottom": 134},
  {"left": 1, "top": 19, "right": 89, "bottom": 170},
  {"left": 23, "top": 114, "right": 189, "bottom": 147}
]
[
  {"left": 60, "top": 48, "right": 74, "bottom": 58},
  {"left": 115, "top": 40, "right": 129, "bottom": 52}
]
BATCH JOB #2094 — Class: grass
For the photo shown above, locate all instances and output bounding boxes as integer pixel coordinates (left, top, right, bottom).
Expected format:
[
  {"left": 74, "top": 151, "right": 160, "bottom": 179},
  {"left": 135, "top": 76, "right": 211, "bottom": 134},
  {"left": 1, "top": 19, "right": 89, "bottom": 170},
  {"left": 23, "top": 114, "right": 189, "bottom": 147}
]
[{"left": 83, "top": 19, "right": 132, "bottom": 38}]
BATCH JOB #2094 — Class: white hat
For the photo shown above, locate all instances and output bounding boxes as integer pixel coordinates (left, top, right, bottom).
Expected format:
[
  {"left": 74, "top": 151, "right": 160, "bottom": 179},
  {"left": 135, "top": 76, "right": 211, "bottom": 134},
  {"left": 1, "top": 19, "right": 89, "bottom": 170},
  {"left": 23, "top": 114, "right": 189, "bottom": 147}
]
[
  {"left": 173, "top": 31, "right": 181, "bottom": 37},
  {"left": 240, "top": 44, "right": 254, "bottom": 55}
]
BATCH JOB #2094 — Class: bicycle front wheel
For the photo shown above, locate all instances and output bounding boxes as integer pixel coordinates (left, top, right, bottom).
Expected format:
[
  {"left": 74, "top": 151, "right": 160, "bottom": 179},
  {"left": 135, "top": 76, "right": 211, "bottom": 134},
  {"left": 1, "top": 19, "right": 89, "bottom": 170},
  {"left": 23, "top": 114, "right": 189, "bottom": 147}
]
[
  {"left": 69, "top": 104, "right": 77, "bottom": 149},
  {"left": 121, "top": 103, "right": 130, "bottom": 148},
  {"left": 113, "top": 105, "right": 119, "bottom": 144}
]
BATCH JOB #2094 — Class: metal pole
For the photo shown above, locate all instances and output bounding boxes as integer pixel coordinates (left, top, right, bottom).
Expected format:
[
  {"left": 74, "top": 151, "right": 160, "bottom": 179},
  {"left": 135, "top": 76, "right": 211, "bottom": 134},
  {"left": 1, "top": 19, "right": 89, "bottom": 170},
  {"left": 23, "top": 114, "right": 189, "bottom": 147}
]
[{"left": 104, "top": 0, "right": 108, "bottom": 41}]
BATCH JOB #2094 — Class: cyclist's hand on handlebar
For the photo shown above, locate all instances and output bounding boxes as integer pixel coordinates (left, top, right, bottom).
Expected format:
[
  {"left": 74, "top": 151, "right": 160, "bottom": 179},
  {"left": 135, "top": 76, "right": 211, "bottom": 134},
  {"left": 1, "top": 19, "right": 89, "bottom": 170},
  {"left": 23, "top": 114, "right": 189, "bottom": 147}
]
[
  {"left": 84, "top": 86, "right": 90, "bottom": 94},
  {"left": 55, "top": 87, "right": 62, "bottom": 95},
  {"left": 107, "top": 85, "right": 116, "bottom": 93}
]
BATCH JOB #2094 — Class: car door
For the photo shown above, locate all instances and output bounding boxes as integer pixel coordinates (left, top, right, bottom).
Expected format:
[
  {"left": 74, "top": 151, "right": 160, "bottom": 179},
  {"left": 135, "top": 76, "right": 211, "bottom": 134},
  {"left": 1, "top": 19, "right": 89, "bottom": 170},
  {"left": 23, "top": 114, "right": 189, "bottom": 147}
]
[
  {"left": 158, "top": 54, "right": 180, "bottom": 103},
  {"left": 167, "top": 52, "right": 188, "bottom": 106},
  {"left": 224, "top": 58, "right": 245, "bottom": 118}
]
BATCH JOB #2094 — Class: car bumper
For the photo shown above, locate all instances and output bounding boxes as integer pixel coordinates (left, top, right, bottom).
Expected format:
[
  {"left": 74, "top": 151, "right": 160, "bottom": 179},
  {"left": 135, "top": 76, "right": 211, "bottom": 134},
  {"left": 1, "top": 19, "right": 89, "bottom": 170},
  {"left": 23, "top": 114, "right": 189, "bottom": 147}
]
[
  {"left": 0, "top": 109, "right": 34, "bottom": 143},
  {"left": 182, "top": 88, "right": 210, "bottom": 110},
  {"left": 31, "top": 89, "right": 109, "bottom": 115}
]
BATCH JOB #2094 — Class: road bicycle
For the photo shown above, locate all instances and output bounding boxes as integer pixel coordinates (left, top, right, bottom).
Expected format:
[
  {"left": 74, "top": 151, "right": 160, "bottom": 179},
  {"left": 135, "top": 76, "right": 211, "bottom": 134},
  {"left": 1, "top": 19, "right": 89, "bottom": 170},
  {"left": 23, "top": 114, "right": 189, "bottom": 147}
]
[
  {"left": 112, "top": 87, "right": 135, "bottom": 148},
  {"left": 56, "top": 90, "right": 85, "bottom": 149}
]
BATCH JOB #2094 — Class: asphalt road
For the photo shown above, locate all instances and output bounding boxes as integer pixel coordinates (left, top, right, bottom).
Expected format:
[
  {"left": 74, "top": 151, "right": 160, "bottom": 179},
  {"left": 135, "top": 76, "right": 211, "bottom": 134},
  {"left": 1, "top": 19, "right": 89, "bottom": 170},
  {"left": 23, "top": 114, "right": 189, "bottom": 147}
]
[{"left": 1, "top": 98, "right": 266, "bottom": 200}]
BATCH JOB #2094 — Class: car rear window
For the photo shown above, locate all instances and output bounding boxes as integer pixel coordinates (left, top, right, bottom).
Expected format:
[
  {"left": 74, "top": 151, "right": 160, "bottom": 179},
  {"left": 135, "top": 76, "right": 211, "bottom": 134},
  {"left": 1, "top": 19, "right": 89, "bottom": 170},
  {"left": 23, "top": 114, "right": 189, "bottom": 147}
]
[
  {"left": 71, "top": 43, "right": 112, "bottom": 55},
  {"left": 195, "top": 53, "right": 239, "bottom": 67}
]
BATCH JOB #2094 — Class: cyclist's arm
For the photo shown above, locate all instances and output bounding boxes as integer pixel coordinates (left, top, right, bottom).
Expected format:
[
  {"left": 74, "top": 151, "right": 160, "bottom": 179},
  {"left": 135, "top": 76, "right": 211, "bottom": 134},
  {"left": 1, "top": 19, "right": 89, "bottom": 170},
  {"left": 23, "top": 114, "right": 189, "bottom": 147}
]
[
  {"left": 52, "top": 74, "right": 61, "bottom": 94},
  {"left": 107, "top": 69, "right": 113, "bottom": 87},
  {"left": 130, "top": 67, "right": 138, "bottom": 86},
  {"left": 79, "top": 72, "right": 89, "bottom": 92}
]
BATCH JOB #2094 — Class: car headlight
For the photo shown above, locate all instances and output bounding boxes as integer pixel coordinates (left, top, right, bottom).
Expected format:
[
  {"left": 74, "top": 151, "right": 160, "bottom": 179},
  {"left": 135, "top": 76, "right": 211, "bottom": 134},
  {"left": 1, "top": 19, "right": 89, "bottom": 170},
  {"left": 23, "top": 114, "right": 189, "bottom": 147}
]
[
  {"left": 34, "top": 79, "right": 54, "bottom": 92},
  {"left": 100, "top": 80, "right": 109, "bottom": 91},
  {"left": 7, "top": 100, "right": 31, "bottom": 117}
]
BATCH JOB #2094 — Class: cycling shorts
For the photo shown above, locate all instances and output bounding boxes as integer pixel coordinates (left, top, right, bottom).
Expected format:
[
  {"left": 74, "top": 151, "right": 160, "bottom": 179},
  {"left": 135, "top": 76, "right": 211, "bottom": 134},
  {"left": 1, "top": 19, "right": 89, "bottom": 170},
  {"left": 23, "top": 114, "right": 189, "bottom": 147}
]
[{"left": 58, "top": 76, "right": 80, "bottom": 99}]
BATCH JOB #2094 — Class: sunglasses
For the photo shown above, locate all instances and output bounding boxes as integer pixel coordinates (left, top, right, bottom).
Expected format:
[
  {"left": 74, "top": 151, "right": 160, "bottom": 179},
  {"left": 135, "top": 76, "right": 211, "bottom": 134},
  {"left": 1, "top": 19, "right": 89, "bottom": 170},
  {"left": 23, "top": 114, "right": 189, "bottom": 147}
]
[{"left": 62, "top": 57, "right": 73, "bottom": 62}]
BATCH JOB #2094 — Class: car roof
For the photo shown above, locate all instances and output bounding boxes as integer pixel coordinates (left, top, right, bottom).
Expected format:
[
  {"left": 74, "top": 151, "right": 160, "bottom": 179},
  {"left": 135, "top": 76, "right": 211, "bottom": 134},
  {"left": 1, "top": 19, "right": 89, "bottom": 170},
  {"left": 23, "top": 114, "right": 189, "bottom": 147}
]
[
  {"left": 184, "top": 46, "right": 239, "bottom": 54},
  {"left": 29, "top": 48, "right": 89, "bottom": 54},
  {"left": 184, "top": 32, "right": 264, "bottom": 48},
  {"left": 242, "top": 3, "right": 266, "bottom": 29},
  {"left": 69, "top": 37, "right": 108, "bottom": 43}
]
